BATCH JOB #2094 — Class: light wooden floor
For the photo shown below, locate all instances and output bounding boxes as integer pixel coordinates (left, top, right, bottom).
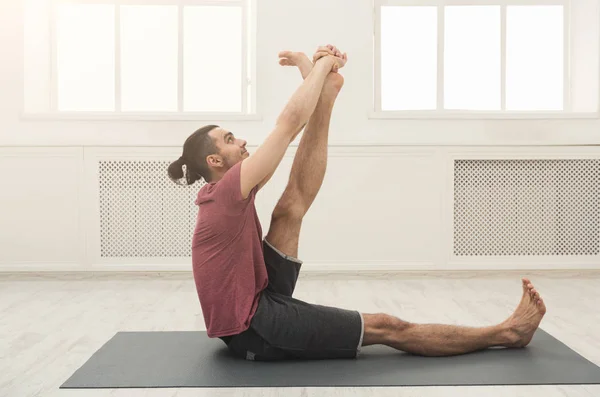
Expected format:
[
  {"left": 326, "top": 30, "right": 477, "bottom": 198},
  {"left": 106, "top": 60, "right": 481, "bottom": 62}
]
[{"left": 1, "top": 271, "right": 600, "bottom": 397}]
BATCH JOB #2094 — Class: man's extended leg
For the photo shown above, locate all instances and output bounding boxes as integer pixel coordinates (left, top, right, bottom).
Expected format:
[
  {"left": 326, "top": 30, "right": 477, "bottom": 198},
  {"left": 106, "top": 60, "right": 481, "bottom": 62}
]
[
  {"left": 361, "top": 278, "right": 547, "bottom": 356},
  {"left": 265, "top": 49, "right": 343, "bottom": 259}
]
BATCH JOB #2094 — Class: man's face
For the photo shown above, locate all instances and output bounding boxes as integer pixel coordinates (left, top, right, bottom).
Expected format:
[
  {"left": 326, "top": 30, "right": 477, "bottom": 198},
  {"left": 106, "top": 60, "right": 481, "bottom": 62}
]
[{"left": 208, "top": 128, "right": 249, "bottom": 170}]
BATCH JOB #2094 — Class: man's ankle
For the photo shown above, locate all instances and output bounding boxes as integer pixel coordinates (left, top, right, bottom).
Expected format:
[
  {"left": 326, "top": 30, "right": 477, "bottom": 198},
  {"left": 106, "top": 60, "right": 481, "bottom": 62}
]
[{"left": 496, "top": 321, "right": 519, "bottom": 347}]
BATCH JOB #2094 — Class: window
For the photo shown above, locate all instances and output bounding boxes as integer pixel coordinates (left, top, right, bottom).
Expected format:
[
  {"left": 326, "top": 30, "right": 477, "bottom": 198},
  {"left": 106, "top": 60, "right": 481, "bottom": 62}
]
[
  {"left": 23, "top": 0, "right": 256, "bottom": 119},
  {"left": 374, "top": 0, "right": 600, "bottom": 118}
]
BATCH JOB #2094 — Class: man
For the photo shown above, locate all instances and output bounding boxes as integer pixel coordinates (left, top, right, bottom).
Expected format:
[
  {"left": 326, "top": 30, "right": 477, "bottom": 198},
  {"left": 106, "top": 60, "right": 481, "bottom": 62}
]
[{"left": 168, "top": 45, "right": 546, "bottom": 361}]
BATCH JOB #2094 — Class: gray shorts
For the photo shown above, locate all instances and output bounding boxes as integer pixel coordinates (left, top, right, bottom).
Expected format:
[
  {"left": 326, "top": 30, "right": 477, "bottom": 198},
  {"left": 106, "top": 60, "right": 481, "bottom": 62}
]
[{"left": 221, "top": 240, "right": 364, "bottom": 361}]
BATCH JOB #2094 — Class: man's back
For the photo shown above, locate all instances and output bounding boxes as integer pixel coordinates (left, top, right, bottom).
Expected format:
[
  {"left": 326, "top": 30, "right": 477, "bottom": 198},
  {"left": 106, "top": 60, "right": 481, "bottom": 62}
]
[{"left": 192, "top": 162, "right": 268, "bottom": 338}]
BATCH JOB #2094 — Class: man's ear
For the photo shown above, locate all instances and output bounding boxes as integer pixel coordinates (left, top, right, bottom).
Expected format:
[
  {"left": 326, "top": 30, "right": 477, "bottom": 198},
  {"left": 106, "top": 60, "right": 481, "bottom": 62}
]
[{"left": 206, "top": 154, "right": 223, "bottom": 168}]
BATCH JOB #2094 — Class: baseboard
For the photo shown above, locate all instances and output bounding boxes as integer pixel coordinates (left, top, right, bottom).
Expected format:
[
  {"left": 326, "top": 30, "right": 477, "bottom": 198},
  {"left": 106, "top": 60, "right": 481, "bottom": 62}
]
[
  {"left": 2, "top": 262, "right": 435, "bottom": 272},
  {"left": 1, "top": 261, "right": 599, "bottom": 273}
]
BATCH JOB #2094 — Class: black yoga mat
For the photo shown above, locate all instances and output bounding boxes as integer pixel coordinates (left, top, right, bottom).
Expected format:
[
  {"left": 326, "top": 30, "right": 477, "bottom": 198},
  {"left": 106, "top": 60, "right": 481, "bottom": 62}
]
[{"left": 61, "top": 329, "right": 600, "bottom": 388}]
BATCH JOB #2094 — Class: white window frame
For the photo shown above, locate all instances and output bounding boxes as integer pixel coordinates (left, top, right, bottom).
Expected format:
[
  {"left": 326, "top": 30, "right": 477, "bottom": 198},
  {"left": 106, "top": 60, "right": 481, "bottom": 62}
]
[
  {"left": 371, "top": 0, "right": 599, "bottom": 119},
  {"left": 42, "top": 0, "right": 258, "bottom": 121}
]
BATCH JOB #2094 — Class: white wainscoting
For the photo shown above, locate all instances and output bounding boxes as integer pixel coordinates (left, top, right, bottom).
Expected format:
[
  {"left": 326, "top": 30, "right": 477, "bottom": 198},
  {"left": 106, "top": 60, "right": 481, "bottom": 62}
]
[
  {"left": 0, "top": 147, "right": 84, "bottom": 268},
  {"left": 0, "top": 145, "right": 599, "bottom": 272},
  {"left": 445, "top": 147, "right": 600, "bottom": 270}
]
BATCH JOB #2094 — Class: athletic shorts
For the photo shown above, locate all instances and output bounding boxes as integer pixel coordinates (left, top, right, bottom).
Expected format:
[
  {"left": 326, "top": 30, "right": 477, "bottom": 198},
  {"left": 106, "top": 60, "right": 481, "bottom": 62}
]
[{"left": 220, "top": 239, "right": 364, "bottom": 361}]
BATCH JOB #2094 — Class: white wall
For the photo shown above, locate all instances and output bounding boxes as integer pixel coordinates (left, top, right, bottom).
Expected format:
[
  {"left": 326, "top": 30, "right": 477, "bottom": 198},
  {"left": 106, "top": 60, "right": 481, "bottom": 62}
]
[{"left": 1, "top": 0, "right": 599, "bottom": 272}]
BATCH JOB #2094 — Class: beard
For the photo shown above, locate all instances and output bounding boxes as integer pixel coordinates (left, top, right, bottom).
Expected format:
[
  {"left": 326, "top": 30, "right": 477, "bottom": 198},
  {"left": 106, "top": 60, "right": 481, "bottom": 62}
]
[{"left": 223, "top": 153, "right": 238, "bottom": 169}]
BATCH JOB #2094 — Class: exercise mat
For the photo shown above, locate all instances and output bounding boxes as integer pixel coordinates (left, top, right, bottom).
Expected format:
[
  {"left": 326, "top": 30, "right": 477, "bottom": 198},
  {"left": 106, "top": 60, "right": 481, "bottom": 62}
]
[{"left": 61, "top": 329, "right": 600, "bottom": 388}]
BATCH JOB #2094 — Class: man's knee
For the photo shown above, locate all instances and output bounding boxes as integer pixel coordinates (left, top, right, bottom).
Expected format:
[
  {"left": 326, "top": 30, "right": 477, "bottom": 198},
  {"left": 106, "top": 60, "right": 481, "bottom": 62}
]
[
  {"left": 362, "top": 313, "right": 411, "bottom": 345},
  {"left": 372, "top": 313, "right": 410, "bottom": 331},
  {"left": 272, "top": 194, "right": 306, "bottom": 223}
]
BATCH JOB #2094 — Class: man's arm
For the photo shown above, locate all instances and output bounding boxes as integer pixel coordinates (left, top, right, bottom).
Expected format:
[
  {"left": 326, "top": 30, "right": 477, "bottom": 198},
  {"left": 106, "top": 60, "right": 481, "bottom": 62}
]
[
  {"left": 257, "top": 49, "right": 344, "bottom": 191},
  {"left": 239, "top": 55, "right": 339, "bottom": 199}
]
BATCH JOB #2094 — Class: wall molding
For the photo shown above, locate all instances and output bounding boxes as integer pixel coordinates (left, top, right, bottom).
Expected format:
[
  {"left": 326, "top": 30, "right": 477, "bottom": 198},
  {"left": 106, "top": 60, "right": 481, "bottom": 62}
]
[{"left": 1, "top": 260, "right": 599, "bottom": 272}]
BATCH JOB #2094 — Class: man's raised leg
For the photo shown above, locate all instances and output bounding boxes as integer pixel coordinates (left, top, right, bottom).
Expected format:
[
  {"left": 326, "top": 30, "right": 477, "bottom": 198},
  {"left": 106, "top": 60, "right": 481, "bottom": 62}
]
[
  {"left": 361, "top": 278, "right": 547, "bottom": 356},
  {"left": 265, "top": 48, "right": 343, "bottom": 259}
]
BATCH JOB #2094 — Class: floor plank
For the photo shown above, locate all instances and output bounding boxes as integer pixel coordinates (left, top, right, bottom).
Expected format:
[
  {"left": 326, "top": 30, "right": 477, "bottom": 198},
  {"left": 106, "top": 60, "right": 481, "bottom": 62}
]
[{"left": 1, "top": 272, "right": 599, "bottom": 397}]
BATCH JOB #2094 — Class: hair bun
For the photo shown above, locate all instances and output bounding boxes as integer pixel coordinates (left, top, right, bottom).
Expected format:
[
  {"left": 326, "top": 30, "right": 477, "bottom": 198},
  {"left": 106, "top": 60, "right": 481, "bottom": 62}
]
[{"left": 167, "top": 155, "right": 186, "bottom": 182}]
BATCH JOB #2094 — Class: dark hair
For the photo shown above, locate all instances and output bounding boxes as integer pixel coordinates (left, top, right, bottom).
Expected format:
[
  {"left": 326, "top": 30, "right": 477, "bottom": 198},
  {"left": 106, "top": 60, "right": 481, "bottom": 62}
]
[{"left": 168, "top": 124, "right": 219, "bottom": 185}]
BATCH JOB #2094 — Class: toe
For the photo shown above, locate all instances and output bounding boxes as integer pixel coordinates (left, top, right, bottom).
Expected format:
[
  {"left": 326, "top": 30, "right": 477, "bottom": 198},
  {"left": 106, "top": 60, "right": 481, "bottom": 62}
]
[{"left": 538, "top": 299, "right": 547, "bottom": 314}]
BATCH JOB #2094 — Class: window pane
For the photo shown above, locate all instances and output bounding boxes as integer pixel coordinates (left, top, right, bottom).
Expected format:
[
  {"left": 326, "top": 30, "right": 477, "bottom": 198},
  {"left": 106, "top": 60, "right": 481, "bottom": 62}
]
[
  {"left": 506, "top": 6, "right": 563, "bottom": 110},
  {"left": 381, "top": 6, "right": 437, "bottom": 110},
  {"left": 56, "top": 5, "right": 115, "bottom": 111},
  {"left": 121, "top": 6, "right": 178, "bottom": 112},
  {"left": 24, "top": 0, "right": 52, "bottom": 113},
  {"left": 184, "top": 6, "right": 242, "bottom": 112},
  {"left": 445, "top": 6, "right": 500, "bottom": 110}
]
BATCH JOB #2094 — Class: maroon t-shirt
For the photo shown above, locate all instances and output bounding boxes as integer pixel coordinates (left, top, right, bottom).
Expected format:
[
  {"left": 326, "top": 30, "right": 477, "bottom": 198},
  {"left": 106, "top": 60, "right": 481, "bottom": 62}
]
[{"left": 192, "top": 162, "right": 268, "bottom": 337}]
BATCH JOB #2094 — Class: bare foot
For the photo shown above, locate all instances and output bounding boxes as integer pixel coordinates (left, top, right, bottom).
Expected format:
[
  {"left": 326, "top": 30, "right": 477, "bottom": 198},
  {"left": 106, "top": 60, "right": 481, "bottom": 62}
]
[
  {"left": 502, "top": 278, "right": 547, "bottom": 348},
  {"left": 278, "top": 51, "right": 313, "bottom": 79},
  {"left": 279, "top": 48, "right": 344, "bottom": 93}
]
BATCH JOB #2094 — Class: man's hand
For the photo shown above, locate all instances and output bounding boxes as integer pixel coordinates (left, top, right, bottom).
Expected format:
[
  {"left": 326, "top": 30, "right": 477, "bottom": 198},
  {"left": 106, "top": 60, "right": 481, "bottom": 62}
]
[
  {"left": 313, "top": 45, "right": 347, "bottom": 72},
  {"left": 278, "top": 45, "right": 346, "bottom": 95}
]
